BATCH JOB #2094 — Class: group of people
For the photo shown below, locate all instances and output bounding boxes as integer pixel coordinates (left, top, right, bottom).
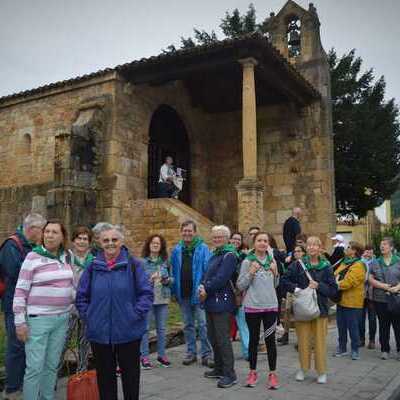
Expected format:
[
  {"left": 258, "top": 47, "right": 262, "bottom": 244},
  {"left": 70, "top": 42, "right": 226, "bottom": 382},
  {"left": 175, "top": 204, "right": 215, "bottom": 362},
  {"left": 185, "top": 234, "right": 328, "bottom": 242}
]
[{"left": 1, "top": 208, "right": 400, "bottom": 400}]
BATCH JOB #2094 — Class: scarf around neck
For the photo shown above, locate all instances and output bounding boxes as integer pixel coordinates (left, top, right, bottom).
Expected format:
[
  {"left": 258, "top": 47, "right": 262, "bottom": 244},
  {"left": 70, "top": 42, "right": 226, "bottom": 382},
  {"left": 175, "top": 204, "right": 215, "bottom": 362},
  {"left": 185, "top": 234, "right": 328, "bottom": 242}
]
[
  {"left": 16, "top": 224, "right": 35, "bottom": 247},
  {"left": 303, "top": 255, "right": 330, "bottom": 271},
  {"left": 146, "top": 256, "right": 165, "bottom": 266},
  {"left": 179, "top": 236, "right": 203, "bottom": 257},
  {"left": 246, "top": 252, "right": 273, "bottom": 271},
  {"left": 213, "top": 243, "right": 239, "bottom": 258},
  {"left": 73, "top": 252, "right": 94, "bottom": 270},
  {"left": 33, "top": 245, "right": 64, "bottom": 263},
  {"left": 378, "top": 254, "right": 400, "bottom": 268},
  {"left": 343, "top": 257, "right": 360, "bottom": 266}
]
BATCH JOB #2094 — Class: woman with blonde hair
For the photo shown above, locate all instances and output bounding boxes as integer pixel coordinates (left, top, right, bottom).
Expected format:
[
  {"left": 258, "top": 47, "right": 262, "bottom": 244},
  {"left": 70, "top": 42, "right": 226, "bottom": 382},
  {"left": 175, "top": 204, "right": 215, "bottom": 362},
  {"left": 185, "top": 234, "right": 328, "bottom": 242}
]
[{"left": 281, "top": 236, "right": 337, "bottom": 384}]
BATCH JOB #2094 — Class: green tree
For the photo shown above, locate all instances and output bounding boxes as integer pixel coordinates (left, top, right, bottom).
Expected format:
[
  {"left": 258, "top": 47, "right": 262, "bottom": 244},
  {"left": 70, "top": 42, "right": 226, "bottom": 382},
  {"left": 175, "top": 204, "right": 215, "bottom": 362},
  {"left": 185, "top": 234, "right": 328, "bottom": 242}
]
[
  {"left": 329, "top": 49, "right": 400, "bottom": 216},
  {"left": 164, "top": 5, "right": 400, "bottom": 217}
]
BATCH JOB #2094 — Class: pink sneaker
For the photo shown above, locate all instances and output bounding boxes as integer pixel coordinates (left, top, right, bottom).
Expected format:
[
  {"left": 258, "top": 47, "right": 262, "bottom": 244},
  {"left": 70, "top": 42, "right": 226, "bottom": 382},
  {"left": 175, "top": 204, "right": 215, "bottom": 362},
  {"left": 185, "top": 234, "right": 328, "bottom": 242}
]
[
  {"left": 246, "top": 370, "right": 258, "bottom": 387},
  {"left": 157, "top": 356, "right": 171, "bottom": 367},
  {"left": 268, "top": 372, "right": 279, "bottom": 390},
  {"left": 141, "top": 357, "right": 154, "bottom": 370}
]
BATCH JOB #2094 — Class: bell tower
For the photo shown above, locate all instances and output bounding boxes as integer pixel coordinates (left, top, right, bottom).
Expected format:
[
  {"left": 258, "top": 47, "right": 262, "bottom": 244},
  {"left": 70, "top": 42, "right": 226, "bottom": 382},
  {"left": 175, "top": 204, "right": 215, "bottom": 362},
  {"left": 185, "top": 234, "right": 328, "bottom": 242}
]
[{"left": 265, "top": 1, "right": 330, "bottom": 99}]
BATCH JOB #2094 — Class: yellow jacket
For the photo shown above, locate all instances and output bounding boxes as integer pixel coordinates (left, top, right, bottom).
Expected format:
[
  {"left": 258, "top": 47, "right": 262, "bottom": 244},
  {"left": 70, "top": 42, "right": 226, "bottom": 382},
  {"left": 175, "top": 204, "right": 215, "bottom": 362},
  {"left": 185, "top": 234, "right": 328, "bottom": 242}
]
[{"left": 334, "top": 261, "right": 366, "bottom": 308}]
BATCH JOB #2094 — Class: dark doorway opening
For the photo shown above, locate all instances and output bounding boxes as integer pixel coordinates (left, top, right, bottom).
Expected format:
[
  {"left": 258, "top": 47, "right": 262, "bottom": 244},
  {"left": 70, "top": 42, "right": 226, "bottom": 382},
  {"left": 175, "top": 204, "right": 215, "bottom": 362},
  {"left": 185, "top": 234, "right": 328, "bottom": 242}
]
[{"left": 148, "top": 105, "right": 191, "bottom": 204}]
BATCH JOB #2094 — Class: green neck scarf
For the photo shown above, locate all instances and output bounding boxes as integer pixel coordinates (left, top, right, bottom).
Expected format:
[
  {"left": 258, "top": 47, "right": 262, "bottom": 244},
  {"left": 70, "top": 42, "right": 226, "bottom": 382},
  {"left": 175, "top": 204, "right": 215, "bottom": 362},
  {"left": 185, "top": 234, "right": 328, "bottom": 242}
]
[
  {"left": 73, "top": 252, "right": 94, "bottom": 270},
  {"left": 303, "top": 255, "right": 330, "bottom": 271},
  {"left": 213, "top": 243, "right": 239, "bottom": 258},
  {"left": 246, "top": 252, "right": 273, "bottom": 271},
  {"left": 146, "top": 256, "right": 165, "bottom": 266},
  {"left": 343, "top": 257, "right": 360, "bottom": 266},
  {"left": 180, "top": 236, "right": 203, "bottom": 257},
  {"left": 16, "top": 224, "right": 35, "bottom": 247},
  {"left": 378, "top": 254, "right": 400, "bottom": 268},
  {"left": 33, "top": 245, "right": 64, "bottom": 263}
]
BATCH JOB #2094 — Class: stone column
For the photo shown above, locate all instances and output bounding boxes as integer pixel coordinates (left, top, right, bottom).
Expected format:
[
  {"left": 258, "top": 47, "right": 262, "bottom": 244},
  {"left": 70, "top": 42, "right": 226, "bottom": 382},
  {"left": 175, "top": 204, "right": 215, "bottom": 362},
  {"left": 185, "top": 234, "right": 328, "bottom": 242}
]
[
  {"left": 240, "top": 58, "right": 258, "bottom": 179},
  {"left": 236, "top": 57, "right": 265, "bottom": 233}
]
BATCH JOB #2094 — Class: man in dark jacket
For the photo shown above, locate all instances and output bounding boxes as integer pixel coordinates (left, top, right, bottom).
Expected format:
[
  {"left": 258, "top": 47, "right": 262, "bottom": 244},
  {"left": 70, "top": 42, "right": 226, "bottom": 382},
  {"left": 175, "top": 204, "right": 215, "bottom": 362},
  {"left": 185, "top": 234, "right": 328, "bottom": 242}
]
[
  {"left": 0, "top": 213, "right": 45, "bottom": 399},
  {"left": 283, "top": 208, "right": 302, "bottom": 254}
]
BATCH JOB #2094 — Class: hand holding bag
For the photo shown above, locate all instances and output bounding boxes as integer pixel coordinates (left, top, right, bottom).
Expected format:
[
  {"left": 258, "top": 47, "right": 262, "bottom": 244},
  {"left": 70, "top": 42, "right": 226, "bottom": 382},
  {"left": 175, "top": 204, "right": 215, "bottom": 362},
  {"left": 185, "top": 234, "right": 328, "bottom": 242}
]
[
  {"left": 378, "top": 264, "right": 400, "bottom": 316},
  {"left": 292, "top": 260, "right": 320, "bottom": 321}
]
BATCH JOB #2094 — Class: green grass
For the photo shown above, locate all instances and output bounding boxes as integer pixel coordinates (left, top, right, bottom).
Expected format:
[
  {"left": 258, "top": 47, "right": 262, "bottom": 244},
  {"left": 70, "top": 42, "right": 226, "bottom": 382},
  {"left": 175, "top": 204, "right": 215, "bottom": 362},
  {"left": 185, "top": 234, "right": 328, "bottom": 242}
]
[{"left": 167, "top": 300, "right": 183, "bottom": 329}]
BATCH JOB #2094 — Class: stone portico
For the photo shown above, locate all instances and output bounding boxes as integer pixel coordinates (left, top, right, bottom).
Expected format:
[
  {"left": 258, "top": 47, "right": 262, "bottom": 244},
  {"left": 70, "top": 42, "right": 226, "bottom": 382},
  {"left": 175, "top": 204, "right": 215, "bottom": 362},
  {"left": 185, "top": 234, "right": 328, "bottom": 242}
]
[{"left": 0, "top": 1, "right": 335, "bottom": 252}]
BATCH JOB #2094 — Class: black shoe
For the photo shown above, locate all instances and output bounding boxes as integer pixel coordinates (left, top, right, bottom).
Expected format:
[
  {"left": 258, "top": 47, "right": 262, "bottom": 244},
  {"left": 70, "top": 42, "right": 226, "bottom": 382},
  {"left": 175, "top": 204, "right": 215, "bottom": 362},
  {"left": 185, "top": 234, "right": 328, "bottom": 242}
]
[
  {"left": 202, "top": 357, "right": 214, "bottom": 368},
  {"left": 182, "top": 354, "right": 197, "bottom": 366},
  {"left": 278, "top": 332, "right": 289, "bottom": 346},
  {"left": 359, "top": 340, "right": 365, "bottom": 348},
  {"left": 217, "top": 375, "right": 238, "bottom": 388},
  {"left": 277, "top": 332, "right": 288, "bottom": 343},
  {"left": 204, "top": 369, "right": 223, "bottom": 379}
]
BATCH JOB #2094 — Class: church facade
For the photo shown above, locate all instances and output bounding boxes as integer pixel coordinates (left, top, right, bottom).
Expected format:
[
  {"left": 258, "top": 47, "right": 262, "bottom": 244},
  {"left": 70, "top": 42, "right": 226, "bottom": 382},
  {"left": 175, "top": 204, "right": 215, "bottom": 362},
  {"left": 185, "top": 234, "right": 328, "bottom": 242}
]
[{"left": 0, "top": 1, "right": 336, "bottom": 252}]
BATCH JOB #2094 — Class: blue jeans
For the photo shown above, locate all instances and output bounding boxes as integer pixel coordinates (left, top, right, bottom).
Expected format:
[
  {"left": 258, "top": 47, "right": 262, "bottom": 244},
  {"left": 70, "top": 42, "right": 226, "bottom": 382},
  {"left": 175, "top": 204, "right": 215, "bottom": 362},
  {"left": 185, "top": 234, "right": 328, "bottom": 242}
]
[
  {"left": 179, "top": 299, "right": 211, "bottom": 358},
  {"left": 4, "top": 312, "right": 26, "bottom": 394},
  {"left": 235, "top": 306, "right": 249, "bottom": 358},
  {"left": 24, "top": 313, "right": 69, "bottom": 400},
  {"left": 336, "top": 305, "right": 362, "bottom": 353},
  {"left": 140, "top": 304, "right": 169, "bottom": 358}
]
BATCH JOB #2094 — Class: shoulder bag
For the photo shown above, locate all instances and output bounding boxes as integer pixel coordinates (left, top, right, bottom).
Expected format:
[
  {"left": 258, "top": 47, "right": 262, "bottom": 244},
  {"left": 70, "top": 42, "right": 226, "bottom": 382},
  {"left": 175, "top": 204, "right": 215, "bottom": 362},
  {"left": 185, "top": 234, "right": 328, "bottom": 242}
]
[{"left": 292, "top": 260, "right": 320, "bottom": 321}]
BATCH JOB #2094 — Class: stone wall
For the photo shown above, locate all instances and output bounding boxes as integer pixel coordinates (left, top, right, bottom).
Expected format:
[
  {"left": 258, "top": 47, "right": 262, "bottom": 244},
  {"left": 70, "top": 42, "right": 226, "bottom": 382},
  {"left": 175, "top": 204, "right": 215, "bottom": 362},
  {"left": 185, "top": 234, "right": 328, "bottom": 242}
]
[{"left": 0, "top": 74, "right": 117, "bottom": 240}]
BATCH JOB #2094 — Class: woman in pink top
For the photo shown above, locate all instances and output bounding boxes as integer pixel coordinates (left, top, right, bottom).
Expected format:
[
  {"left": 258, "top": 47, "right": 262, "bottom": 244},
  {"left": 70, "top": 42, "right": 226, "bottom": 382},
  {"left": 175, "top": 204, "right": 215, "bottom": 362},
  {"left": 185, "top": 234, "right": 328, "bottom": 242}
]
[{"left": 13, "top": 220, "right": 73, "bottom": 400}]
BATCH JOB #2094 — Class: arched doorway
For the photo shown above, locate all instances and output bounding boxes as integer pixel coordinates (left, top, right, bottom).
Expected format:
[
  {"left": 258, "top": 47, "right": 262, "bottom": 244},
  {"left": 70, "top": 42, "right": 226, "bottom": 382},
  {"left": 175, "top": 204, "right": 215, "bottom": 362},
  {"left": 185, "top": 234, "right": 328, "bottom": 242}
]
[{"left": 148, "top": 105, "right": 191, "bottom": 204}]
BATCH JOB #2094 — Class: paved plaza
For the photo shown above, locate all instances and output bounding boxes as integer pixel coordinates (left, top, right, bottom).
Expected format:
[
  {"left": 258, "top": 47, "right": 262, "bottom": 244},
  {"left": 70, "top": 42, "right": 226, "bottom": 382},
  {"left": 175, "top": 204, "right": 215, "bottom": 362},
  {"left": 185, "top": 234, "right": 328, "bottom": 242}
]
[{"left": 56, "top": 323, "right": 400, "bottom": 400}]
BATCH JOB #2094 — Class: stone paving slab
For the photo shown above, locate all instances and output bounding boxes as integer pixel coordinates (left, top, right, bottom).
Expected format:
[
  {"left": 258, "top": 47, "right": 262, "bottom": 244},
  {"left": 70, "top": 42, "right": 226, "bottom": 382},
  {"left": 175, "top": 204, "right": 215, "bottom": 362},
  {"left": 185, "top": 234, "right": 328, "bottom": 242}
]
[{"left": 56, "top": 325, "right": 400, "bottom": 400}]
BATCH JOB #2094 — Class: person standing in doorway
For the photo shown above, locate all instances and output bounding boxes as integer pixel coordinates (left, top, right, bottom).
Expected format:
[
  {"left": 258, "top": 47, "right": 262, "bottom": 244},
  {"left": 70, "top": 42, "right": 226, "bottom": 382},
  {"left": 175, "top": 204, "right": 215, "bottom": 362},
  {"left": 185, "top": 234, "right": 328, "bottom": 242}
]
[
  {"left": 170, "top": 220, "right": 213, "bottom": 367},
  {"left": 283, "top": 208, "right": 302, "bottom": 255},
  {"left": 158, "top": 156, "right": 176, "bottom": 198}
]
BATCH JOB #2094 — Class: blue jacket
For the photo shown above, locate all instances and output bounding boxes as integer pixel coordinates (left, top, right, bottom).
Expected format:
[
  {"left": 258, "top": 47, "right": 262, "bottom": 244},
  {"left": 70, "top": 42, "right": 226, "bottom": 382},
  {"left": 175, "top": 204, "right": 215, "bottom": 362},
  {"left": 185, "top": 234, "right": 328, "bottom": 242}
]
[
  {"left": 0, "top": 230, "right": 32, "bottom": 313},
  {"left": 170, "top": 242, "right": 211, "bottom": 305},
  {"left": 76, "top": 248, "right": 154, "bottom": 344},
  {"left": 203, "top": 252, "right": 237, "bottom": 313}
]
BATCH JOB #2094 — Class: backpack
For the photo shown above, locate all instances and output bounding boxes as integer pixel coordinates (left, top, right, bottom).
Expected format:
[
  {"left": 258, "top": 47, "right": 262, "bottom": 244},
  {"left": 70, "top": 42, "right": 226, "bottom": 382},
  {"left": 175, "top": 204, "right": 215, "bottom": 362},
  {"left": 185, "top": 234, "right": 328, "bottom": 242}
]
[{"left": 0, "top": 234, "right": 26, "bottom": 298}]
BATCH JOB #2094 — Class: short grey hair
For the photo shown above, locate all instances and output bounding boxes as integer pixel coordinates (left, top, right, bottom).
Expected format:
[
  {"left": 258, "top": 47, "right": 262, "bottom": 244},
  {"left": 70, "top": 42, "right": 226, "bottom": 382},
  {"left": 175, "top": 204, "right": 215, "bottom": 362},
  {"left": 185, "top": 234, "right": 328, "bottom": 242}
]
[
  {"left": 97, "top": 223, "right": 125, "bottom": 240},
  {"left": 211, "top": 225, "right": 231, "bottom": 238},
  {"left": 23, "top": 213, "right": 46, "bottom": 230},
  {"left": 92, "top": 222, "right": 110, "bottom": 236}
]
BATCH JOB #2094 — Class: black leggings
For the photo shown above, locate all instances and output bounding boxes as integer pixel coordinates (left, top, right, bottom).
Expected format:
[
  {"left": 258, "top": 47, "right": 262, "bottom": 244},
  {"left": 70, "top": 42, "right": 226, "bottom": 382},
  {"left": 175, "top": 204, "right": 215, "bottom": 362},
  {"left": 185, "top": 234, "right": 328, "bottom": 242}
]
[{"left": 245, "top": 311, "right": 277, "bottom": 371}]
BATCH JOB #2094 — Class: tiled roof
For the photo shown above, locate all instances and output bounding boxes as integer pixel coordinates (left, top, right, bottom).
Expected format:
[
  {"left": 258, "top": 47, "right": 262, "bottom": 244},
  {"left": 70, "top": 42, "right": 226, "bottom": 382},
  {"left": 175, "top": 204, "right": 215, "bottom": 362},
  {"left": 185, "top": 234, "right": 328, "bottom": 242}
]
[{"left": 0, "top": 33, "right": 319, "bottom": 105}]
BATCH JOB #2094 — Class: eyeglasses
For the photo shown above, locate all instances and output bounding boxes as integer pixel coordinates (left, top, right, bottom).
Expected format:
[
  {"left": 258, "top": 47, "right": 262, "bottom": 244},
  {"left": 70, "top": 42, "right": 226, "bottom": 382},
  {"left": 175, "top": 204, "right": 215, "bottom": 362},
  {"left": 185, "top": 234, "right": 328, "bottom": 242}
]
[{"left": 102, "top": 238, "right": 120, "bottom": 244}]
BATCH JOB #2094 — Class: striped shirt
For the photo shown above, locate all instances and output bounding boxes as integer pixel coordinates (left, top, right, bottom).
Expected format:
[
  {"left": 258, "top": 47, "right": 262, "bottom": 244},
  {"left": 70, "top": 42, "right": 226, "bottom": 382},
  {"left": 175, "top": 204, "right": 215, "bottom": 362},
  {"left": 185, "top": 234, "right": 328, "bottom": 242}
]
[{"left": 13, "top": 251, "right": 74, "bottom": 325}]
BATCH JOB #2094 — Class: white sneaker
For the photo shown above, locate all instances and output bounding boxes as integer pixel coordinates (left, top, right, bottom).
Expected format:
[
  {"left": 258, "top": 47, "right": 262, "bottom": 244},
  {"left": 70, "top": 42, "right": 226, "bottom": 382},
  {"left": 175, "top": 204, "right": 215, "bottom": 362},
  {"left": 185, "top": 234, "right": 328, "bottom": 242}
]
[
  {"left": 295, "top": 370, "right": 305, "bottom": 381},
  {"left": 317, "top": 374, "right": 327, "bottom": 384},
  {"left": 381, "top": 352, "right": 389, "bottom": 360}
]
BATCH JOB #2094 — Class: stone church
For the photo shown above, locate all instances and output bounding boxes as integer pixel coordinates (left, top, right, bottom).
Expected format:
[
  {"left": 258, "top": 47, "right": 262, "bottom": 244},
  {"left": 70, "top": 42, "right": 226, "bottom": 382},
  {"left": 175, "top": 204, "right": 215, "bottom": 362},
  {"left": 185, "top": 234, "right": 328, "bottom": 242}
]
[{"left": 0, "top": 0, "right": 335, "bottom": 252}]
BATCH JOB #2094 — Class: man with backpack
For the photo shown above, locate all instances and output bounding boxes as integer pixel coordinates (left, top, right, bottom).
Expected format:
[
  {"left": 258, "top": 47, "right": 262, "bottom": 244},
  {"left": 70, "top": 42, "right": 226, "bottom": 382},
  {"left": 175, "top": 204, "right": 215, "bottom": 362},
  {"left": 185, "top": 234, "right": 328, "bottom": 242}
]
[{"left": 0, "top": 213, "right": 46, "bottom": 400}]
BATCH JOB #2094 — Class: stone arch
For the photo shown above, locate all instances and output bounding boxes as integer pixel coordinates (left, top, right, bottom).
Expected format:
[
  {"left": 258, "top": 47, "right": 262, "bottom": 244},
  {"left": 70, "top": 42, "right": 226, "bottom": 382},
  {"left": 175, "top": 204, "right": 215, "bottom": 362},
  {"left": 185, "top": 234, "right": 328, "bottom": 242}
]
[
  {"left": 148, "top": 104, "right": 191, "bottom": 204},
  {"left": 21, "top": 133, "right": 32, "bottom": 155}
]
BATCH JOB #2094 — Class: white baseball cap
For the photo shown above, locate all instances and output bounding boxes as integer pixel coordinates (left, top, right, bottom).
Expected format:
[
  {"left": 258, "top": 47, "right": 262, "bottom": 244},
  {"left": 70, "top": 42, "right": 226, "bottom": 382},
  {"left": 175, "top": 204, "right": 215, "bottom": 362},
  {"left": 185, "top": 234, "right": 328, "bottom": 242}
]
[{"left": 331, "top": 234, "right": 344, "bottom": 242}]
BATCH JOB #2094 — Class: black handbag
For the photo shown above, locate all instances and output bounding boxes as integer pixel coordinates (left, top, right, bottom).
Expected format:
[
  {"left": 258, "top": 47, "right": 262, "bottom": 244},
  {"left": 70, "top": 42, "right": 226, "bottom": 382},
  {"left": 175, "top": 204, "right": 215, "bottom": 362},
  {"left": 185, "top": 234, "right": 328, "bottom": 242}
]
[
  {"left": 378, "top": 264, "right": 400, "bottom": 315},
  {"left": 329, "top": 262, "right": 356, "bottom": 304}
]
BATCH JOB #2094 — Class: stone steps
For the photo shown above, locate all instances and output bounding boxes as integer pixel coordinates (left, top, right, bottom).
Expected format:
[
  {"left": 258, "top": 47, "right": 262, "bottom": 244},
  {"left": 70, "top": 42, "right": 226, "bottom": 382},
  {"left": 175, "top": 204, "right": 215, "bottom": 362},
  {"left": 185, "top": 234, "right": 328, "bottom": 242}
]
[{"left": 122, "top": 198, "right": 214, "bottom": 254}]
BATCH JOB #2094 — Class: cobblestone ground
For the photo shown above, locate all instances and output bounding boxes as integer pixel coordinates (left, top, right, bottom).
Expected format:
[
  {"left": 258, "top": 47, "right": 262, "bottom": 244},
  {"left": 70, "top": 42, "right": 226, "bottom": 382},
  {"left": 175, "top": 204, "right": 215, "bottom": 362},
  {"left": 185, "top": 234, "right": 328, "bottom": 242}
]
[{"left": 56, "top": 324, "right": 400, "bottom": 400}]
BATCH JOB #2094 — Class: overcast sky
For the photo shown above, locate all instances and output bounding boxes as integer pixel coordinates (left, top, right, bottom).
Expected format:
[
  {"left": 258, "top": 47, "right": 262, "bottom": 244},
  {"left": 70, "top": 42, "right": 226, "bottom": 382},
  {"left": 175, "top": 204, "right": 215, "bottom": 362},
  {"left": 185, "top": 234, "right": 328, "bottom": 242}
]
[{"left": 1, "top": 0, "right": 399, "bottom": 103}]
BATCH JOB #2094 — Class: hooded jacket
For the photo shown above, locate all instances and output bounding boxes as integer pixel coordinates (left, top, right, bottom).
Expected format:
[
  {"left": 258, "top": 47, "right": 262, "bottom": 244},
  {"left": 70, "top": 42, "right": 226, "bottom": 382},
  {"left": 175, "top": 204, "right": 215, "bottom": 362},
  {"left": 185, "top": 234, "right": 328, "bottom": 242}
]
[
  {"left": 76, "top": 248, "right": 153, "bottom": 344},
  {"left": 170, "top": 241, "right": 211, "bottom": 305}
]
